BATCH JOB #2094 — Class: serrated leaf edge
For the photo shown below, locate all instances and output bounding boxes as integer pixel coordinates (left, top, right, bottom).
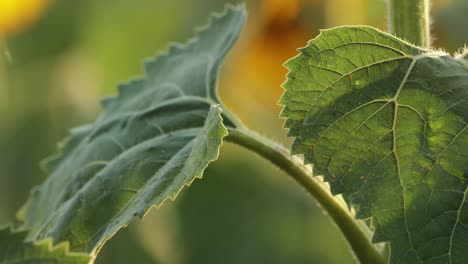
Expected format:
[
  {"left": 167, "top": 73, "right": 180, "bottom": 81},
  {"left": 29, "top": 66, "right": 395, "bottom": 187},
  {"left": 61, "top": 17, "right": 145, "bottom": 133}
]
[{"left": 0, "top": 225, "right": 92, "bottom": 263}]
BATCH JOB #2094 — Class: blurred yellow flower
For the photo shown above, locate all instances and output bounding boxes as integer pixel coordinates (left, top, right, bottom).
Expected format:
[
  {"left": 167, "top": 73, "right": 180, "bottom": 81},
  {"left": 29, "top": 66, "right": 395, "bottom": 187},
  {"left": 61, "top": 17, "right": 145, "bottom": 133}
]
[{"left": 0, "top": 0, "right": 50, "bottom": 37}]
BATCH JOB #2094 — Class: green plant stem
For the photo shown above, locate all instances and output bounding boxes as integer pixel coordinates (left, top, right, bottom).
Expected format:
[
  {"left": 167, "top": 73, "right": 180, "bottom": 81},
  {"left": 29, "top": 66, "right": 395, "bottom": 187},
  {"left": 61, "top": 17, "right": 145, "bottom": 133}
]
[
  {"left": 387, "top": 0, "right": 430, "bottom": 48},
  {"left": 0, "top": 38, "right": 9, "bottom": 116},
  {"left": 226, "top": 127, "right": 386, "bottom": 264}
]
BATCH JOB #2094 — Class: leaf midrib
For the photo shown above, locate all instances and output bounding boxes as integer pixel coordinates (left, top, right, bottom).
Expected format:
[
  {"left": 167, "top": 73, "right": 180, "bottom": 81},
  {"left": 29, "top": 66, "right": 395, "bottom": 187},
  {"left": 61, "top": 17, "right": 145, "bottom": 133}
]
[
  {"left": 391, "top": 53, "right": 422, "bottom": 263},
  {"left": 314, "top": 51, "right": 462, "bottom": 262}
]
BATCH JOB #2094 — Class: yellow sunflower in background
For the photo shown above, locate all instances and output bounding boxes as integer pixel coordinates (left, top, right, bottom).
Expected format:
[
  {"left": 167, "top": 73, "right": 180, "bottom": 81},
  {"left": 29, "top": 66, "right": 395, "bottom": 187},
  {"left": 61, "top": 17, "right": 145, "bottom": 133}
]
[{"left": 0, "top": 0, "right": 50, "bottom": 37}]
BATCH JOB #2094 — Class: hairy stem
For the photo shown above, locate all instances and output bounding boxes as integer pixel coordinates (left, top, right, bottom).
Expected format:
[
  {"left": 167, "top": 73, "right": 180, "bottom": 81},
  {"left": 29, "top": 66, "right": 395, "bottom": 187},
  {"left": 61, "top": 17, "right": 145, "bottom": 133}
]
[
  {"left": 387, "top": 0, "right": 431, "bottom": 48},
  {"left": 226, "top": 128, "right": 386, "bottom": 264}
]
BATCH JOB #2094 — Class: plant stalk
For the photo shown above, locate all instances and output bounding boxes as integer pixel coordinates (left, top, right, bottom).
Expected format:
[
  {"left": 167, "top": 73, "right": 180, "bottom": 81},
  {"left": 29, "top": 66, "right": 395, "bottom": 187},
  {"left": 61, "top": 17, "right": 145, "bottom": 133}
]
[
  {"left": 387, "top": 0, "right": 430, "bottom": 48},
  {"left": 226, "top": 128, "right": 386, "bottom": 264},
  {"left": 0, "top": 38, "right": 10, "bottom": 116}
]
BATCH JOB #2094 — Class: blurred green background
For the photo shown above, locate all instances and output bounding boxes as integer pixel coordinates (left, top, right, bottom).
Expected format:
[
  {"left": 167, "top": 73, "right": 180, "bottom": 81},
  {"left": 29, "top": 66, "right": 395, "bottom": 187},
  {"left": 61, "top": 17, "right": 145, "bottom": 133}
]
[{"left": 0, "top": 0, "right": 466, "bottom": 263}]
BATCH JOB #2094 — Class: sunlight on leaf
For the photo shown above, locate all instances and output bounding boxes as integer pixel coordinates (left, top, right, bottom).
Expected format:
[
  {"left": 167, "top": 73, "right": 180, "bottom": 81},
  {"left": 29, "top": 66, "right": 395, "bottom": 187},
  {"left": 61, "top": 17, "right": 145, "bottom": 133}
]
[{"left": 281, "top": 26, "right": 468, "bottom": 264}]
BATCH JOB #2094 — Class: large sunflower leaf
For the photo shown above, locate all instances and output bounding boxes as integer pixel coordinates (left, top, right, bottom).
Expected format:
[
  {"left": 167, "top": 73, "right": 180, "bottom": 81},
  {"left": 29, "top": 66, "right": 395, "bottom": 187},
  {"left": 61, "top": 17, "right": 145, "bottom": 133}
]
[
  {"left": 280, "top": 26, "right": 468, "bottom": 264},
  {"left": 0, "top": 227, "right": 90, "bottom": 263},
  {"left": 17, "top": 4, "right": 245, "bottom": 255}
]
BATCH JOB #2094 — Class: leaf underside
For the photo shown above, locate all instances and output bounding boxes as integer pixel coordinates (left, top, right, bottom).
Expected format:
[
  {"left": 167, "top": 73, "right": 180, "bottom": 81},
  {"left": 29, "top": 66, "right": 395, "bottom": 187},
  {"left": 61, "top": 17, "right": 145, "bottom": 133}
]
[
  {"left": 280, "top": 26, "right": 468, "bottom": 264},
  {"left": 14, "top": 4, "right": 246, "bottom": 256},
  {"left": 0, "top": 227, "right": 90, "bottom": 264}
]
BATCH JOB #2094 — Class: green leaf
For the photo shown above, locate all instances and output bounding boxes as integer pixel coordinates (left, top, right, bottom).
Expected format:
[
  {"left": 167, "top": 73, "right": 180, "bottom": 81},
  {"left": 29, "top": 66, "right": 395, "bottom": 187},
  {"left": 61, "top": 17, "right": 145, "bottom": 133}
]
[
  {"left": 0, "top": 227, "right": 90, "bottom": 263},
  {"left": 17, "top": 4, "right": 245, "bottom": 255},
  {"left": 280, "top": 26, "right": 468, "bottom": 264}
]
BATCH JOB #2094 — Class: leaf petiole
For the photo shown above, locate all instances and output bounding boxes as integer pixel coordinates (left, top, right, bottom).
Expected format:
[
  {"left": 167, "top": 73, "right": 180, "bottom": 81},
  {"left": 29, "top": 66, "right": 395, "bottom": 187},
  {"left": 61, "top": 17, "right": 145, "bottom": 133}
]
[{"left": 226, "top": 127, "right": 387, "bottom": 264}]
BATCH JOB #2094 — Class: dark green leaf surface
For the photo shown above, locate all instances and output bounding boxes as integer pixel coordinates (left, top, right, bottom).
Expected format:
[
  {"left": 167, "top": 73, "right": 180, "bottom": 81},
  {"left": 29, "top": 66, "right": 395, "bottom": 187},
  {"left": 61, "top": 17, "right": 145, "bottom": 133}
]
[
  {"left": 280, "top": 26, "right": 468, "bottom": 264},
  {"left": 16, "top": 4, "right": 245, "bottom": 255},
  {"left": 0, "top": 227, "right": 90, "bottom": 263}
]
